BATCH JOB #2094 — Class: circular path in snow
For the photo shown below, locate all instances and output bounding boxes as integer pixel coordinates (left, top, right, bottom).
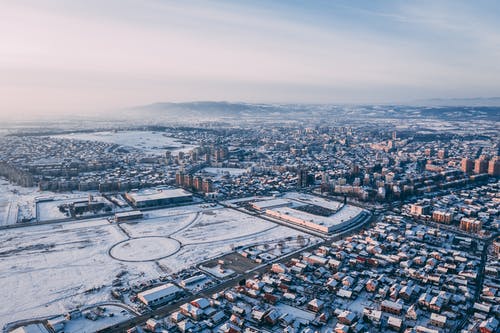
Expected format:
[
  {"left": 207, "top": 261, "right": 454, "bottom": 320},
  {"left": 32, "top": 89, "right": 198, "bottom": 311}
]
[{"left": 109, "top": 236, "right": 181, "bottom": 262}]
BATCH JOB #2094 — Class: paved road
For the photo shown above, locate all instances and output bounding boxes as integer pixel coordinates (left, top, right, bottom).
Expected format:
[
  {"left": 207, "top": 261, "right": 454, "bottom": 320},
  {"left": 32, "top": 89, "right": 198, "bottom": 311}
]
[
  {"left": 98, "top": 211, "right": 375, "bottom": 332},
  {"left": 453, "top": 232, "right": 499, "bottom": 333},
  {"left": 3, "top": 195, "right": 373, "bottom": 333}
]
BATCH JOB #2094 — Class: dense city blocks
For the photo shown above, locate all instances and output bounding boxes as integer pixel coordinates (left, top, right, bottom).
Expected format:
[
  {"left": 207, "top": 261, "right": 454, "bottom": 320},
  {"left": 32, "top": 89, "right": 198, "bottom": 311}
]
[
  {"left": 2, "top": 1, "right": 500, "bottom": 332},
  {"left": 0, "top": 105, "right": 498, "bottom": 333}
]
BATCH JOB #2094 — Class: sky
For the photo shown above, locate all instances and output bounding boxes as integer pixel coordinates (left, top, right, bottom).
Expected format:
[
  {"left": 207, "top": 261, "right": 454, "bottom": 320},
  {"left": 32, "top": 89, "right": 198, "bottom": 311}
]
[{"left": 1, "top": 0, "right": 500, "bottom": 118}]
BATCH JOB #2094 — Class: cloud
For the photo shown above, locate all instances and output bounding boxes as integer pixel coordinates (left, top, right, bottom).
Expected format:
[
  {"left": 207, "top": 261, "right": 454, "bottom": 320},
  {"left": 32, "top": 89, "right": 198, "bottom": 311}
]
[{"left": 0, "top": 0, "right": 499, "bottom": 117}]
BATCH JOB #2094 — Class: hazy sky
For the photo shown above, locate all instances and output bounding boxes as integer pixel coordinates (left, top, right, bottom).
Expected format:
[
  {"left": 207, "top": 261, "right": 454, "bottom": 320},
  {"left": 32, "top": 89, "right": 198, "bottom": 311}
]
[{"left": 1, "top": 0, "right": 500, "bottom": 117}]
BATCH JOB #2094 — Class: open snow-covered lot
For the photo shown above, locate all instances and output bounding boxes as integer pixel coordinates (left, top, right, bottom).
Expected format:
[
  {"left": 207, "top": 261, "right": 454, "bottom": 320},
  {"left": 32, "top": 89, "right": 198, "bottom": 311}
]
[
  {"left": 119, "top": 206, "right": 314, "bottom": 270},
  {"left": 0, "top": 178, "right": 107, "bottom": 225},
  {"left": 0, "top": 219, "right": 147, "bottom": 327},
  {"left": 0, "top": 179, "right": 37, "bottom": 224},
  {"left": 36, "top": 198, "right": 79, "bottom": 221},
  {"left": 0, "top": 204, "right": 316, "bottom": 328},
  {"left": 50, "top": 130, "right": 197, "bottom": 156}
]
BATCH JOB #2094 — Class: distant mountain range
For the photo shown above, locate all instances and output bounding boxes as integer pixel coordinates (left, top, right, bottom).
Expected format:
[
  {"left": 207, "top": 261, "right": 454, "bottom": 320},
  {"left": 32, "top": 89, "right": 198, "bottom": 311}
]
[
  {"left": 123, "top": 100, "right": 500, "bottom": 123},
  {"left": 414, "top": 97, "right": 500, "bottom": 106},
  {"left": 125, "top": 101, "right": 322, "bottom": 122}
]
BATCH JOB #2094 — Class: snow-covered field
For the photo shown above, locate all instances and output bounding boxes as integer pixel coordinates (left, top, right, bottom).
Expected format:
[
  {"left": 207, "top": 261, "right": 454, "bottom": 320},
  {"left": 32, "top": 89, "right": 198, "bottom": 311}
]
[
  {"left": 0, "top": 201, "right": 12, "bottom": 225},
  {"left": 0, "top": 205, "right": 316, "bottom": 327},
  {"left": 121, "top": 207, "right": 315, "bottom": 272},
  {"left": 0, "top": 178, "right": 107, "bottom": 225},
  {"left": 51, "top": 131, "right": 197, "bottom": 156},
  {"left": 110, "top": 237, "right": 181, "bottom": 262},
  {"left": 173, "top": 209, "right": 276, "bottom": 244},
  {"left": 37, "top": 198, "right": 80, "bottom": 222},
  {"left": 0, "top": 219, "right": 160, "bottom": 328},
  {"left": 121, "top": 211, "right": 202, "bottom": 238},
  {"left": 156, "top": 224, "right": 312, "bottom": 274},
  {"left": 61, "top": 305, "right": 135, "bottom": 333},
  {"left": 0, "top": 179, "right": 37, "bottom": 224}
]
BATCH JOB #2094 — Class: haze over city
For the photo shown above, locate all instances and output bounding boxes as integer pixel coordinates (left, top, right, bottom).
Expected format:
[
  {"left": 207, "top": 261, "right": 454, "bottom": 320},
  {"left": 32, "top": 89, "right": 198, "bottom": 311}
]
[
  {"left": 1, "top": 2, "right": 500, "bottom": 333},
  {"left": 1, "top": 0, "right": 500, "bottom": 119}
]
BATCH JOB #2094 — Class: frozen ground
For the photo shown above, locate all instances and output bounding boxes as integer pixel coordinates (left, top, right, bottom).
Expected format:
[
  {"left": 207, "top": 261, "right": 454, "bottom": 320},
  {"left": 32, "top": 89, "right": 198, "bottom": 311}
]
[
  {"left": 0, "top": 205, "right": 316, "bottom": 327},
  {"left": 110, "top": 237, "right": 181, "bottom": 262},
  {"left": 0, "top": 201, "right": 13, "bottom": 225},
  {"left": 37, "top": 198, "right": 81, "bottom": 222},
  {"left": 0, "top": 219, "right": 159, "bottom": 328},
  {"left": 0, "top": 178, "right": 106, "bottom": 225},
  {"left": 51, "top": 131, "right": 197, "bottom": 156},
  {"left": 61, "top": 305, "right": 135, "bottom": 333},
  {"left": 276, "top": 303, "right": 316, "bottom": 321},
  {"left": 121, "top": 206, "right": 316, "bottom": 273},
  {"left": 36, "top": 195, "right": 114, "bottom": 222},
  {"left": 172, "top": 209, "right": 276, "bottom": 244},
  {"left": 156, "top": 224, "right": 313, "bottom": 274},
  {"left": 0, "top": 179, "right": 37, "bottom": 225}
]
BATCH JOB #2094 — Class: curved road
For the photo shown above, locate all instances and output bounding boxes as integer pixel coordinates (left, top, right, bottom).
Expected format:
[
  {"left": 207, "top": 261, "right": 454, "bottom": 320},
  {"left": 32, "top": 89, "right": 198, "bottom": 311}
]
[{"left": 98, "top": 209, "right": 374, "bottom": 333}]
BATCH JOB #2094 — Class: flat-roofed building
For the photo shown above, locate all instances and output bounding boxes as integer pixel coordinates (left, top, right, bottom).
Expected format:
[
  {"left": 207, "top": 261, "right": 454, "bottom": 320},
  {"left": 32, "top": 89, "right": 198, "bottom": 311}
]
[
  {"left": 460, "top": 217, "right": 482, "bottom": 233},
  {"left": 266, "top": 205, "right": 365, "bottom": 234},
  {"left": 137, "top": 283, "right": 182, "bottom": 306},
  {"left": 432, "top": 210, "right": 453, "bottom": 224},
  {"left": 251, "top": 198, "right": 292, "bottom": 212},
  {"left": 461, "top": 158, "right": 474, "bottom": 174},
  {"left": 125, "top": 188, "right": 192, "bottom": 208},
  {"left": 474, "top": 156, "right": 489, "bottom": 174},
  {"left": 114, "top": 210, "right": 143, "bottom": 222},
  {"left": 488, "top": 157, "right": 500, "bottom": 176},
  {"left": 410, "top": 204, "right": 430, "bottom": 216}
]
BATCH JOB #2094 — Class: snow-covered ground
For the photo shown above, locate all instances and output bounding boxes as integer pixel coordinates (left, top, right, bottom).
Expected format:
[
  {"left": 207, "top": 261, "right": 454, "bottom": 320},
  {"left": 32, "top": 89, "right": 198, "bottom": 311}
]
[
  {"left": 0, "top": 218, "right": 161, "bottom": 328},
  {"left": 110, "top": 237, "right": 181, "bottom": 261},
  {"left": 121, "top": 206, "right": 316, "bottom": 273},
  {"left": 199, "top": 265, "right": 235, "bottom": 279},
  {"left": 156, "top": 224, "right": 313, "bottom": 274},
  {"left": 121, "top": 212, "right": 201, "bottom": 238},
  {"left": 36, "top": 198, "right": 80, "bottom": 222},
  {"left": 61, "top": 305, "right": 135, "bottom": 333},
  {"left": 172, "top": 209, "right": 276, "bottom": 245},
  {"left": 50, "top": 131, "right": 197, "bottom": 156},
  {"left": 0, "top": 205, "right": 316, "bottom": 327},
  {"left": 0, "top": 178, "right": 108, "bottom": 225},
  {"left": 0, "top": 179, "right": 38, "bottom": 224},
  {"left": 275, "top": 303, "right": 316, "bottom": 321},
  {"left": 143, "top": 202, "right": 221, "bottom": 219}
]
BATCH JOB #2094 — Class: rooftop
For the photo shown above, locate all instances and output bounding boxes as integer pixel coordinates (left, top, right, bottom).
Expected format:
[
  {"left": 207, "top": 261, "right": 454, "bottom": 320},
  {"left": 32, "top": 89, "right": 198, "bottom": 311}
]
[
  {"left": 137, "top": 283, "right": 181, "bottom": 302},
  {"left": 127, "top": 188, "right": 192, "bottom": 203}
]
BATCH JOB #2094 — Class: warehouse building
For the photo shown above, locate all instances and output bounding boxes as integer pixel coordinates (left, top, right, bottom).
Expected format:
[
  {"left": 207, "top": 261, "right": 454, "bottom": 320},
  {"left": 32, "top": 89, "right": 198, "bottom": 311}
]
[
  {"left": 125, "top": 188, "right": 192, "bottom": 208},
  {"left": 114, "top": 210, "right": 143, "bottom": 222},
  {"left": 265, "top": 204, "right": 366, "bottom": 234},
  {"left": 137, "top": 283, "right": 182, "bottom": 307}
]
